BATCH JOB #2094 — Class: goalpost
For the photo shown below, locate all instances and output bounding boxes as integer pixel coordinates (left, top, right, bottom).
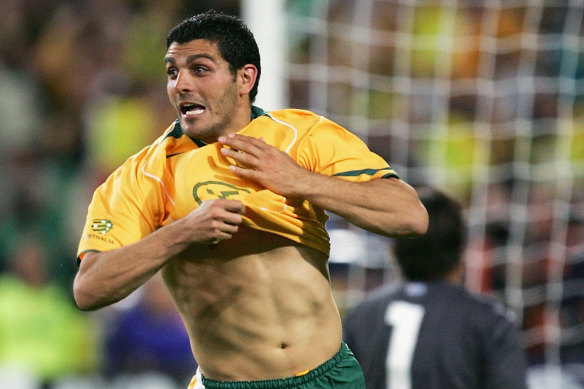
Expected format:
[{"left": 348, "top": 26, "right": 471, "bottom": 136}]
[{"left": 244, "top": 0, "right": 584, "bottom": 386}]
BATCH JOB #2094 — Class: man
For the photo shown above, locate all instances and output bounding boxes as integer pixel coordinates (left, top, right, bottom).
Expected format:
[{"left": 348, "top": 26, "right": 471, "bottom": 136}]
[
  {"left": 73, "top": 11, "right": 428, "bottom": 389},
  {"left": 343, "top": 187, "right": 528, "bottom": 389}
]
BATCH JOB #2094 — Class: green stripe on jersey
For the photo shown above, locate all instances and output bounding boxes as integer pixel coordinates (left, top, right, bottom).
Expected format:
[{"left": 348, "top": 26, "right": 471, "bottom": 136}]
[{"left": 333, "top": 167, "right": 397, "bottom": 177}]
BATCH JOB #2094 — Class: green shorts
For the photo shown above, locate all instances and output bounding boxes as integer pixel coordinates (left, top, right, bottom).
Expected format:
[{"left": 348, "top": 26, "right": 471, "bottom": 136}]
[{"left": 200, "top": 343, "right": 365, "bottom": 389}]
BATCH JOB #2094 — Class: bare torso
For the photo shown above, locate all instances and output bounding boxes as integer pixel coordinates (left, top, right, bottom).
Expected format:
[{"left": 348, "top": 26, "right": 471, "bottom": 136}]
[{"left": 160, "top": 225, "right": 342, "bottom": 381}]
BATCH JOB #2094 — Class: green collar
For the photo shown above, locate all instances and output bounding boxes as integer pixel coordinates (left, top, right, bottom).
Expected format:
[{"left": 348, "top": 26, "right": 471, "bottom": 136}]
[
  {"left": 250, "top": 105, "right": 266, "bottom": 119},
  {"left": 167, "top": 105, "right": 266, "bottom": 147}
]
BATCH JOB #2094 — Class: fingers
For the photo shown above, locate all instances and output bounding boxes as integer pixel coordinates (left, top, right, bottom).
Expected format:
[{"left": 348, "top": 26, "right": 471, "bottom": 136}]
[
  {"left": 206, "top": 199, "right": 245, "bottom": 225},
  {"left": 227, "top": 164, "right": 260, "bottom": 182},
  {"left": 220, "top": 146, "right": 256, "bottom": 168},
  {"left": 191, "top": 199, "right": 245, "bottom": 245},
  {"left": 219, "top": 134, "right": 281, "bottom": 172},
  {"left": 219, "top": 209, "right": 245, "bottom": 226},
  {"left": 209, "top": 212, "right": 242, "bottom": 244},
  {"left": 216, "top": 133, "right": 305, "bottom": 196},
  {"left": 219, "top": 199, "right": 246, "bottom": 214},
  {"left": 212, "top": 221, "right": 240, "bottom": 238},
  {"left": 218, "top": 134, "right": 268, "bottom": 158}
]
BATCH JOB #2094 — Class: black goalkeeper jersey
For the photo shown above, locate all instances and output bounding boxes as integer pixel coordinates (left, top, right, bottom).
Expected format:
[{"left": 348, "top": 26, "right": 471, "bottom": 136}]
[{"left": 343, "top": 281, "right": 528, "bottom": 389}]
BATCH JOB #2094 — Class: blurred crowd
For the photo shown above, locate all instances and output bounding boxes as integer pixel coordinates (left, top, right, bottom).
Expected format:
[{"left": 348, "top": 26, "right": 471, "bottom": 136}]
[{"left": 0, "top": 0, "right": 239, "bottom": 388}]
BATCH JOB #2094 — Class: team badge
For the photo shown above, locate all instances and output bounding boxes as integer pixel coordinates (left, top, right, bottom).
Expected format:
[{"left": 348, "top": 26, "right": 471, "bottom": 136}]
[
  {"left": 92, "top": 219, "right": 113, "bottom": 234},
  {"left": 193, "top": 181, "right": 251, "bottom": 204}
]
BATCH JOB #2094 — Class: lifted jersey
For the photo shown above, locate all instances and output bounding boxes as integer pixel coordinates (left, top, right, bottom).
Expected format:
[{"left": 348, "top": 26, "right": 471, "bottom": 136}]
[{"left": 77, "top": 107, "right": 397, "bottom": 260}]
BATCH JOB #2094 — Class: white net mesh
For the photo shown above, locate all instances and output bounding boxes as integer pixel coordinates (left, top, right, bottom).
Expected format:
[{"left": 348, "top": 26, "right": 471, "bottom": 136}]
[{"left": 282, "top": 0, "right": 584, "bottom": 385}]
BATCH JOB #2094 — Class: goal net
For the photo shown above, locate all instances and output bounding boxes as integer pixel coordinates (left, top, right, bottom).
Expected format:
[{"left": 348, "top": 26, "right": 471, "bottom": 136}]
[{"left": 261, "top": 0, "right": 584, "bottom": 386}]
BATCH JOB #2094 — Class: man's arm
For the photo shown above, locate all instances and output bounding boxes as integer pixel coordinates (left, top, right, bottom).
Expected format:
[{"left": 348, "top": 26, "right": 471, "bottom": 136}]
[
  {"left": 218, "top": 134, "right": 428, "bottom": 237},
  {"left": 73, "top": 199, "right": 245, "bottom": 310}
]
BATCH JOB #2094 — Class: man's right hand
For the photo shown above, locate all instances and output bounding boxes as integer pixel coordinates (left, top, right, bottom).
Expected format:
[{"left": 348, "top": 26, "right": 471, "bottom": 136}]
[
  {"left": 74, "top": 199, "right": 245, "bottom": 310},
  {"left": 180, "top": 199, "right": 246, "bottom": 245}
]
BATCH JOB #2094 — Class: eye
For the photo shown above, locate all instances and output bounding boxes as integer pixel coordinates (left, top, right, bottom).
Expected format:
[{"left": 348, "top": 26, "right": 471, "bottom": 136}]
[
  {"left": 193, "top": 65, "right": 208, "bottom": 75},
  {"left": 166, "top": 67, "right": 178, "bottom": 79}
]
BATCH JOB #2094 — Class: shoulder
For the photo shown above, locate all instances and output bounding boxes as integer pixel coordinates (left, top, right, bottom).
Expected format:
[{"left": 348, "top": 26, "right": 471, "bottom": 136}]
[
  {"left": 261, "top": 109, "right": 349, "bottom": 136},
  {"left": 345, "top": 285, "right": 401, "bottom": 319},
  {"left": 445, "top": 285, "right": 519, "bottom": 332},
  {"left": 464, "top": 288, "right": 515, "bottom": 320},
  {"left": 242, "top": 109, "right": 339, "bottom": 153},
  {"left": 264, "top": 108, "right": 323, "bottom": 124},
  {"left": 261, "top": 109, "right": 371, "bottom": 153},
  {"left": 147, "top": 120, "right": 198, "bottom": 159},
  {"left": 97, "top": 121, "right": 192, "bottom": 188}
]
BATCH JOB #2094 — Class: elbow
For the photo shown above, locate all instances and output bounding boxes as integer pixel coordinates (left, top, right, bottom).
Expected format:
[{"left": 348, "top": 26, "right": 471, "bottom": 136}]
[
  {"left": 409, "top": 202, "right": 429, "bottom": 236},
  {"left": 73, "top": 284, "right": 93, "bottom": 311},
  {"left": 377, "top": 178, "right": 429, "bottom": 237},
  {"left": 389, "top": 202, "right": 429, "bottom": 237},
  {"left": 73, "top": 253, "right": 111, "bottom": 311},
  {"left": 74, "top": 299, "right": 95, "bottom": 312},
  {"left": 73, "top": 276, "right": 101, "bottom": 311}
]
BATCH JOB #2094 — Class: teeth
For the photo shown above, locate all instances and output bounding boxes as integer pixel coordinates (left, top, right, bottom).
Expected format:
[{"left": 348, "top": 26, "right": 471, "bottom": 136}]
[{"left": 181, "top": 104, "right": 205, "bottom": 116}]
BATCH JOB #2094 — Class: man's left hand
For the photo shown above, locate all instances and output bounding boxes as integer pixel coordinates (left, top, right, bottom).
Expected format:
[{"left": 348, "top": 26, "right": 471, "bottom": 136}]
[{"left": 218, "top": 134, "right": 313, "bottom": 197}]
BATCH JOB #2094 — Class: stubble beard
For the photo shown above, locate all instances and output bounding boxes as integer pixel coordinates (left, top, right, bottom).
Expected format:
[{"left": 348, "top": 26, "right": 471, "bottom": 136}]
[{"left": 182, "top": 84, "right": 240, "bottom": 143}]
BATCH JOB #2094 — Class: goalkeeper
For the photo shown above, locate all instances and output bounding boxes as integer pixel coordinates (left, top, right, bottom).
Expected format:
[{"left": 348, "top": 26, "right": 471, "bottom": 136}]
[
  {"left": 73, "top": 11, "right": 428, "bottom": 389},
  {"left": 343, "top": 187, "right": 528, "bottom": 389}
]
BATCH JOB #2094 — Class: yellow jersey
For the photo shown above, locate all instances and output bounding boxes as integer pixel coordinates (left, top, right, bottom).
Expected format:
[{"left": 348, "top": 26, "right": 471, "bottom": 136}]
[{"left": 77, "top": 108, "right": 397, "bottom": 260}]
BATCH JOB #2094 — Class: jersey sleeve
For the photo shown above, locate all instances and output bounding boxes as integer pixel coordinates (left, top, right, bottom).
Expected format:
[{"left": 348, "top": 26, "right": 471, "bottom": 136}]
[
  {"left": 76, "top": 147, "right": 168, "bottom": 261},
  {"left": 297, "top": 118, "right": 398, "bottom": 181}
]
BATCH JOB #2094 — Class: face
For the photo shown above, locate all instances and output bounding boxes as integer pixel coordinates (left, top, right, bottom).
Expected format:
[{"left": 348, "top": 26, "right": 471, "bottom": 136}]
[{"left": 165, "top": 39, "right": 244, "bottom": 142}]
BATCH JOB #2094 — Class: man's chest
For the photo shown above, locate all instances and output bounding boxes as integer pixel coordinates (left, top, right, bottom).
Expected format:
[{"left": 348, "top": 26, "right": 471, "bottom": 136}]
[{"left": 167, "top": 147, "right": 265, "bottom": 219}]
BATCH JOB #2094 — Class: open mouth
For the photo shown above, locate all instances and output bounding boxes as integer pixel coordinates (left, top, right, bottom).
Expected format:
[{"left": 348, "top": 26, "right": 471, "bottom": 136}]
[{"left": 180, "top": 103, "right": 206, "bottom": 116}]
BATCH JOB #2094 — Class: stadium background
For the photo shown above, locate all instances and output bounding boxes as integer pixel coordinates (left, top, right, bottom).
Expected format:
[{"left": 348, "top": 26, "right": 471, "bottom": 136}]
[{"left": 0, "top": 0, "right": 583, "bottom": 388}]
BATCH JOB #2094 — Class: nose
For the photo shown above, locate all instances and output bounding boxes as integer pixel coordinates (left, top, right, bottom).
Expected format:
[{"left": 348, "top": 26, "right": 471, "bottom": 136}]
[{"left": 173, "top": 70, "right": 193, "bottom": 94}]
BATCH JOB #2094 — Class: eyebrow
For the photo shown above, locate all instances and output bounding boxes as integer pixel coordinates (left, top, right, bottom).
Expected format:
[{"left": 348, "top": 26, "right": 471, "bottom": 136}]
[{"left": 164, "top": 53, "right": 217, "bottom": 65}]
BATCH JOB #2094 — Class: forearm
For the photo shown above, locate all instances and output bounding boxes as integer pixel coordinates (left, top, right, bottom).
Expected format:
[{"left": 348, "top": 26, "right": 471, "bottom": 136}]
[
  {"left": 217, "top": 134, "right": 428, "bottom": 237},
  {"left": 73, "top": 218, "right": 191, "bottom": 310},
  {"left": 300, "top": 175, "right": 428, "bottom": 237},
  {"left": 74, "top": 199, "right": 245, "bottom": 310}
]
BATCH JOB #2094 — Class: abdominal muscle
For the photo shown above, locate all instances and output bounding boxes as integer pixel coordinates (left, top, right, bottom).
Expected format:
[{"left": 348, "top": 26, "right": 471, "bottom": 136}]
[{"left": 160, "top": 226, "right": 343, "bottom": 381}]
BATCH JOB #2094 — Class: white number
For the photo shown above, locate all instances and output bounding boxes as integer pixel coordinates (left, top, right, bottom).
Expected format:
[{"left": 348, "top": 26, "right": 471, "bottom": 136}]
[{"left": 385, "top": 301, "right": 425, "bottom": 389}]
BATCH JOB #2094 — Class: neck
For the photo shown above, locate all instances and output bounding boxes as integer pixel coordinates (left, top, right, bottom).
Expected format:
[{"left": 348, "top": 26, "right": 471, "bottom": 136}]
[
  {"left": 445, "top": 265, "right": 462, "bottom": 285},
  {"left": 219, "top": 103, "right": 253, "bottom": 138}
]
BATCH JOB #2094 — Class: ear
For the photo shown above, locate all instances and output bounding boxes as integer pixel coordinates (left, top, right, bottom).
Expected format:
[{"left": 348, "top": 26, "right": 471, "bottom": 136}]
[{"left": 238, "top": 64, "right": 258, "bottom": 97}]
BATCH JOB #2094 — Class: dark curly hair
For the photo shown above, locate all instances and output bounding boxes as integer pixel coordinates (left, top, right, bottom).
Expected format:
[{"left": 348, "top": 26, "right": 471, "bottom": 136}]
[
  {"left": 393, "top": 187, "right": 466, "bottom": 281},
  {"left": 166, "top": 11, "right": 261, "bottom": 102}
]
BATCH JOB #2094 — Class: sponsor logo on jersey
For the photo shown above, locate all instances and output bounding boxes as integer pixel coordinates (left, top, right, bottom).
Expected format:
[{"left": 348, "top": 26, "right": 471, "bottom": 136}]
[
  {"left": 193, "top": 181, "right": 251, "bottom": 204},
  {"left": 86, "top": 233, "right": 115, "bottom": 245},
  {"left": 92, "top": 219, "right": 113, "bottom": 234}
]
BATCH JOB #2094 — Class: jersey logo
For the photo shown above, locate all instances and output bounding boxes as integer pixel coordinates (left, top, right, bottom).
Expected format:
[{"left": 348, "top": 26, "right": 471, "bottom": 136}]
[
  {"left": 193, "top": 181, "right": 251, "bottom": 204},
  {"left": 92, "top": 219, "right": 113, "bottom": 234}
]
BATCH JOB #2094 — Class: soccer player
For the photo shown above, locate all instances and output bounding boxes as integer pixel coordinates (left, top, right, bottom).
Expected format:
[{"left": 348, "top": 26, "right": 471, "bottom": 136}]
[
  {"left": 73, "top": 11, "right": 428, "bottom": 389},
  {"left": 343, "top": 187, "right": 528, "bottom": 389}
]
